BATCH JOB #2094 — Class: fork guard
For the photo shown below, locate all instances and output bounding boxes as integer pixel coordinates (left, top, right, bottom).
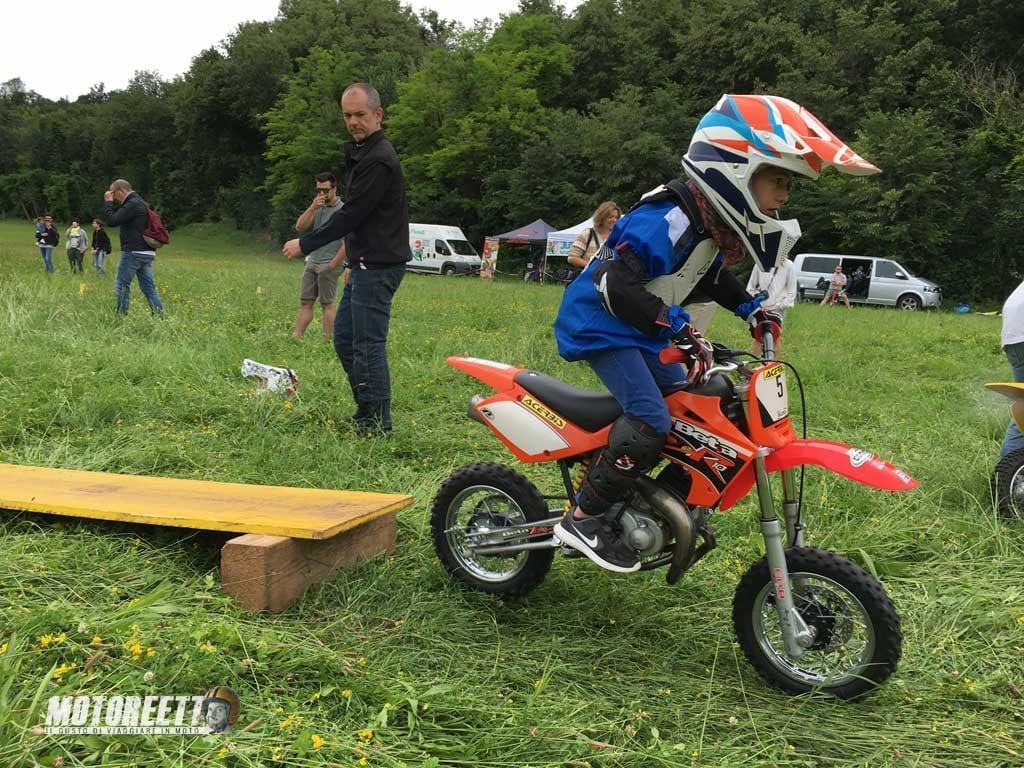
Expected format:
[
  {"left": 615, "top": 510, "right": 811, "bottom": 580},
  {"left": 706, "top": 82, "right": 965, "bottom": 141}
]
[{"left": 719, "top": 439, "right": 918, "bottom": 511}]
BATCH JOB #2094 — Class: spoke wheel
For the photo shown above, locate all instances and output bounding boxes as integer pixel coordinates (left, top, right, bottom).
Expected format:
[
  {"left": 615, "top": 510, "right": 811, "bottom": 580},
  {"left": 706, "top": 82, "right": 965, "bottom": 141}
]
[
  {"left": 431, "top": 462, "right": 554, "bottom": 597},
  {"left": 993, "top": 447, "right": 1024, "bottom": 519},
  {"left": 733, "top": 547, "right": 901, "bottom": 699}
]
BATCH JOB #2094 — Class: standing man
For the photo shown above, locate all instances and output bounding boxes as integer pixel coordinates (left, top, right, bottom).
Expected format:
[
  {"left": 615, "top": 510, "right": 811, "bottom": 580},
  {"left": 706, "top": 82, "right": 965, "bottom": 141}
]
[
  {"left": 103, "top": 179, "right": 164, "bottom": 318},
  {"left": 746, "top": 256, "right": 797, "bottom": 356},
  {"left": 999, "top": 280, "right": 1024, "bottom": 458},
  {"left": 282, "top": 83, "right": 410, "bottom": 436},
  {"left": 36, "top": 214, "right": 59, "bottom": 273},
  {"left": 287, "top": 172, "right": 346, "bottom": 340}
]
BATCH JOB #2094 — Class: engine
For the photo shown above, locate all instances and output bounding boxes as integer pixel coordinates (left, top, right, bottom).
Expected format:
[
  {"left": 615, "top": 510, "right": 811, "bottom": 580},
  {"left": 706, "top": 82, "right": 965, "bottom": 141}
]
[{"left": 612, "top": 494, "right": 673, "bottom": 558}]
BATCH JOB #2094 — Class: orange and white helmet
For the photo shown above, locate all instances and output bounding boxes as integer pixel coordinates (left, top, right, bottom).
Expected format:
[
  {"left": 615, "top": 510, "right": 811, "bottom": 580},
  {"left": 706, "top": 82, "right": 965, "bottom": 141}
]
[{"left": 682, "top": 94, "right": 879, "bottom": 271}]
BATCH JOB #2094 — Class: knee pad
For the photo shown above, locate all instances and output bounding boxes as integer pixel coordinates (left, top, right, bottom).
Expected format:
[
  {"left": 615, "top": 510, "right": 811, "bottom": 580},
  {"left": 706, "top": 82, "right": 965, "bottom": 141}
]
[{"left": 577, "top": 415, "right": 666, "bottom": 514}]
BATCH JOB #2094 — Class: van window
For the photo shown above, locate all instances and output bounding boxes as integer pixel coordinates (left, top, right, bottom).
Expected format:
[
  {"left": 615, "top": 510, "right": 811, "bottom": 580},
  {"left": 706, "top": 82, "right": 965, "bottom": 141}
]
[
  {"left": 435, "top": 239, "right": 452, "bottom": 256},
  {"left": 802, "top": 256, "right": 841, "bottom": 273},
  {"left": 448, "top": 239, "right": 478, "bottom": 256},
  {"left": 875, "top": 260, "right": 906, "bottom": 279}
]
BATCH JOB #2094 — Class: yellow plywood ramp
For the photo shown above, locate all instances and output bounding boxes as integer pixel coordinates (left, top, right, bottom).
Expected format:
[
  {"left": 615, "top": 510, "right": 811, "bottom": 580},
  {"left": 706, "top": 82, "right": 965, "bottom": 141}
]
[{"left": 0, "top": 463, "right": 413, "bottom": 540}]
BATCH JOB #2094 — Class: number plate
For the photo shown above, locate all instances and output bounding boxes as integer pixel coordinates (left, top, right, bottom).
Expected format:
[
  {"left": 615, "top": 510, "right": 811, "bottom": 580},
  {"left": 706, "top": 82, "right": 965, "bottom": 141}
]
[{"left": 755, "top": 363, "right": 789, "bottom": 423}]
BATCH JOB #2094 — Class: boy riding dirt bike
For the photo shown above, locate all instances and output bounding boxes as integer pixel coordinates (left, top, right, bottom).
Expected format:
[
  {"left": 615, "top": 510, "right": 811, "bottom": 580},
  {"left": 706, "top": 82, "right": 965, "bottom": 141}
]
[{"left": 551, "top": 94, "right": 876, "bottom": 572}]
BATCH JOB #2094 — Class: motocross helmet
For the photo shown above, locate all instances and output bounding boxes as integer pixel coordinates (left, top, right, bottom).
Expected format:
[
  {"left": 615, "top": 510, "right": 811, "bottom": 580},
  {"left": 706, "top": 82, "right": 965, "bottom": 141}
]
[{"left": 682, "top": 94, "right": 879, "bottom": 271}]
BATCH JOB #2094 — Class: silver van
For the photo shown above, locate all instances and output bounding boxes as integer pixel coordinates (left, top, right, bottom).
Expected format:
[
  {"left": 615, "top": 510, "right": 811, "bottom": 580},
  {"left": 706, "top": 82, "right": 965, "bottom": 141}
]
[{"left": 793, "top": 253, "right": 941, "bottom": 310}]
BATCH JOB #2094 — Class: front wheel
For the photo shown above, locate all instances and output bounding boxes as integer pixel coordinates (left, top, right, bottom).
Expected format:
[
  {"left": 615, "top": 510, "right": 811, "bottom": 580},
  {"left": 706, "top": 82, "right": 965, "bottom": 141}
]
[
  {"left": 732, "top": 547, "right": 901, "bottom": 699},
  {"left": 993, "top": 447, "right": 1024, "bottom": 519},
  {"left": 896, "top": 293, "right": 922, "bottom": 311},
  {"left": 431, "top": 462, "right": 555, "bottom": 597}
]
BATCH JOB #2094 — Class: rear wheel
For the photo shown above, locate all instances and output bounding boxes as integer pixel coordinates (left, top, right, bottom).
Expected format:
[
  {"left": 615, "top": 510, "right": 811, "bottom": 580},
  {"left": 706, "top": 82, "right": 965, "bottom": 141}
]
[
  {"left": 732, "top": 547, "right": 902, "bottom": 699},
  {"left": 431, "top": 462, "right": 555, "bottom": 597},
  {"left": 896, "top": 293, "right": 922, "bottom": 311},
  {"left": 993, "top": 447, "right": 1024, "bottom": 519},
  {"left": 442, "top": 264, "right": 458, "bottom": 276}
]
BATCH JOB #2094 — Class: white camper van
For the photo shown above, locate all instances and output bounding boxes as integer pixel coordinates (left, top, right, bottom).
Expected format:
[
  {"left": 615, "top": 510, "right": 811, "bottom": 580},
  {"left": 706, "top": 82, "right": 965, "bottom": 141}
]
[{"left": 408, "top": 224, "right": 481, "bottom": 275}]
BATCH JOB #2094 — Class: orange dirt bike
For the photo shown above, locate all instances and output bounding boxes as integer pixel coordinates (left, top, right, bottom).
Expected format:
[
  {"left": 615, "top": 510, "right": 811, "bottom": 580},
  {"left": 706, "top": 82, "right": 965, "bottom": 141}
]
[{"left": 431, "top": 331, "right": 917, "bottom": 699}]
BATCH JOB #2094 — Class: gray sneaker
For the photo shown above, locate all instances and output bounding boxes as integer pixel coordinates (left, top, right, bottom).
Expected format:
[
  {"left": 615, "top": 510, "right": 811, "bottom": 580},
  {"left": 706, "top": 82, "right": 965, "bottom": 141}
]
[{"left": 554, "top": 511, "right": 640, "bottom": 573}]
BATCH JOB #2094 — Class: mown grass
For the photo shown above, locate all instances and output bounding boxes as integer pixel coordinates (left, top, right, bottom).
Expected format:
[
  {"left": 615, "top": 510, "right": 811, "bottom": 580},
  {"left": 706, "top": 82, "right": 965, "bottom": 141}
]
[{"left": 0, "top": 219, "right": 1022, "bottom": 767}]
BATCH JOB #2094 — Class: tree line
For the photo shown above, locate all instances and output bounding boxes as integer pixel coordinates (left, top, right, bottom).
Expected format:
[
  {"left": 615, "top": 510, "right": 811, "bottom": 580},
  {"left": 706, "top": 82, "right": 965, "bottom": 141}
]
[{"left": 1, "top": 0, "right": 1021, "bottom": 301}]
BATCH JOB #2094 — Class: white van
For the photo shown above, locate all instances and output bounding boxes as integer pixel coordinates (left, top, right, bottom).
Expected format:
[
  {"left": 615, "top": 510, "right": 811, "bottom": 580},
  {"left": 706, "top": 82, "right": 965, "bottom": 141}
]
[
  {"left": 408, "top": 224, "right": 481, "bottom": 275},
  {"left": 793, "top": 253, "right": 941, "bottom": 310}
]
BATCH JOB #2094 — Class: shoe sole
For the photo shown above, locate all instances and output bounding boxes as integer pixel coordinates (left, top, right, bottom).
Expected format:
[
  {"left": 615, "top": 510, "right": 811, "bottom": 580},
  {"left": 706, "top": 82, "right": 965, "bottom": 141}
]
[{"left": 554, "top": 522, "right": 641, "bottom": 574}]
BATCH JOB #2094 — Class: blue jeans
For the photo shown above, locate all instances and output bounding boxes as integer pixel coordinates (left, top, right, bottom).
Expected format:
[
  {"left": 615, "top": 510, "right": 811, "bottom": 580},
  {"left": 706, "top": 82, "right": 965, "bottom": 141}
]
[
  {"left": 333, "top": 265, "right": 405, "bottom": 431},
  {"left": 94, "top": 249, "right": 107, "bottom": 275},
  {"left": 1001, "top": 342, "right": 1024, "bottom": 458},
  {"left": 586, "top": 347, "right": 687, "bottom": 434},
  {"left": 39, "top": 246, "right": 54, "bottom": 272},
  {"left": 115, "top": 251, "right": 164, "bottom": 317}
]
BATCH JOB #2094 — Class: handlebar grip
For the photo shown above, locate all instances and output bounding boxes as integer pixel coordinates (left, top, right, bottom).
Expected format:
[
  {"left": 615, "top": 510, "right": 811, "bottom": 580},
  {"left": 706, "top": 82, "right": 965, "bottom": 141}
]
[{"left": 659, "top": 347, "right": 685, "bottom": 364}]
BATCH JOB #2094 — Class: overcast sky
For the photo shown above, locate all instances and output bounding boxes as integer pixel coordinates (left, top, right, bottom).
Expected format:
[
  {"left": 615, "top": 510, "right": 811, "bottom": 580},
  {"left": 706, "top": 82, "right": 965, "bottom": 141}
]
[{"left": 1, "top": 0, "right": 580, "bottom": 102}]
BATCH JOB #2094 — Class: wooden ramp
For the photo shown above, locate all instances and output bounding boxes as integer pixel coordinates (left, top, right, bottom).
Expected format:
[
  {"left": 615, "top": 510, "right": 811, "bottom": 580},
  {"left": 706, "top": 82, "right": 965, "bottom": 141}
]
[{"left": 0, "top": 463, "right": 414, "bottom": 611}]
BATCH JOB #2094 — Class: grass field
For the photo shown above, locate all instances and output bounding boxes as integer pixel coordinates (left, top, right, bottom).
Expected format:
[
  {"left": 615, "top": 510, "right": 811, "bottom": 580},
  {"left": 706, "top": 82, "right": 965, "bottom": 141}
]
[{"left": 1, "top": 219, "right": 1022, "bottom": 767}]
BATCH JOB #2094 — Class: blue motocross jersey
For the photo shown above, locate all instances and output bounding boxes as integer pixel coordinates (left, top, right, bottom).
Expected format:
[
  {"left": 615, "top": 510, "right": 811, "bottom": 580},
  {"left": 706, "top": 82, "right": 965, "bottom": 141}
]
[{"left": 554, "top": 199, "right": 719, "bottom": 361}]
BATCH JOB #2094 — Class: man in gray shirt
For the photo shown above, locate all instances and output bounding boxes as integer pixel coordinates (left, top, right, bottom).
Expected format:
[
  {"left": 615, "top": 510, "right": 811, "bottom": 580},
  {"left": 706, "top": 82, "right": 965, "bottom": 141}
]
[{"left": 288, "top": 172, "right": 346, "bottom": 339}]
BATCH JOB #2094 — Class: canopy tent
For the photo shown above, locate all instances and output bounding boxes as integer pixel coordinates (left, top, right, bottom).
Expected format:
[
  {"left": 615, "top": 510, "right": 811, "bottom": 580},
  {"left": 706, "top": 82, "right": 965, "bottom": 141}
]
[
  {"left": 545, "top": 217, "right": 593, "bottom": 258},
  {"left": 492, "top": 219, "right": 556, "bottom": 244},
  {"left": 481, "top": 219, "right": 556, "bottom": 280}
]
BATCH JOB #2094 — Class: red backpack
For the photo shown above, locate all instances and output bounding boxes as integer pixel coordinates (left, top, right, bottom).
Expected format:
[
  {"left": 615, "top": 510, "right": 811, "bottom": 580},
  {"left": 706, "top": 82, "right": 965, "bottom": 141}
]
[{"left": 143, "top": 206, "right": 170, "bottom": 249}]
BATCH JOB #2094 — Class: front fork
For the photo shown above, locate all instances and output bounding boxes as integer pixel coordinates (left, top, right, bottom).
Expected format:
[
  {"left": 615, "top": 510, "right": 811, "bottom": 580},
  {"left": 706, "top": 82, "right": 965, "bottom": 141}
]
[{"left": 753, "top": 451, "right": 814, "bottom": 657}]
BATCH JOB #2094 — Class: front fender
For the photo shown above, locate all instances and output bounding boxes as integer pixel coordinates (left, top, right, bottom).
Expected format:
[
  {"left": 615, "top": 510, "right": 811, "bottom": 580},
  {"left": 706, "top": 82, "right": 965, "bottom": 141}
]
[
  {"left": 718, "top": 439, "right": 916, "bottom": 511},
  {"left": 765, "top": 440, "right": 917, "bottom": 490}
]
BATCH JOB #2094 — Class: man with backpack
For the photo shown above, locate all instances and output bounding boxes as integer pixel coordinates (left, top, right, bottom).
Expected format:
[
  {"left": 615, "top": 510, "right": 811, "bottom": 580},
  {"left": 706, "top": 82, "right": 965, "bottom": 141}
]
[{"left": 103, "top": 179, "right": 164, "bottom": 318}]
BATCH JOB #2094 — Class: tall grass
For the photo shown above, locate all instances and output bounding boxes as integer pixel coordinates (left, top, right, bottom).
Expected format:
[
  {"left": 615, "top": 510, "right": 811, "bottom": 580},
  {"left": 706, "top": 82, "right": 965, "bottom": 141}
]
[{"left": 0, "top": 220, "right": 1022, "bottom": 767}]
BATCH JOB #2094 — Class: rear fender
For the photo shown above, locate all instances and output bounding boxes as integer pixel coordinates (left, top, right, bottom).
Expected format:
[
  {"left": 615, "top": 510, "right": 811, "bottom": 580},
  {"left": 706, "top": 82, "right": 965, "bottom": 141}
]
[
  {"left": 447, "top": 356, "right": 522, "bottom": 391},
  {"left": 718, "top": 439, "right": 917, "bottom": 511},
  {"left": 986, "top": 383, "right": 1024, "bottom": 432}
]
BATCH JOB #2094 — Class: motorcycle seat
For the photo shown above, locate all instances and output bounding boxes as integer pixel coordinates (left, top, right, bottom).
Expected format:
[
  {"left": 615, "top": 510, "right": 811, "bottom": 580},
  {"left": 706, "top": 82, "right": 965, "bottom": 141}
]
[{"left": 514, "top": 371, "right": 622, "bottom": 432}]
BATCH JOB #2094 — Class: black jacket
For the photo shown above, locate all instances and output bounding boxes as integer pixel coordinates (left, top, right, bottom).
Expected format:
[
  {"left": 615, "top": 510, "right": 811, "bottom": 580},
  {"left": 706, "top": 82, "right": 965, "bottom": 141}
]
[
  {"left": 103, "top": 191, "right": 150, "bottom": 252},
  {"left": 36, "top": 225, "right": 59, "bottom": 246},
  {"left": 299, "top": 130, "right": 410, "bottom": 268},
  {"left": 92, "top": 228, "right": 112, "bottom": 253}
]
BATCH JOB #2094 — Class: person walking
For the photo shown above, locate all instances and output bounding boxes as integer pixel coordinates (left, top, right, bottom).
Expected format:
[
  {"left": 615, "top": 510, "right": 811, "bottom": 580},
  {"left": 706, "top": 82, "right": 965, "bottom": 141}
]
[
  {"left": 281, "top": 83, "right": 410, "bottom": 436},
  {"left": 91, "top": 218, "right": 111, "bottom": 276},
  {"left": 36, "top": 215, "right": 59, "bottom": 273},
  {"left": 103, "top": 179, "right": 164, "bottom": 317},
  {"left": 287, "top": 172, "right": 346, "bottom": 340},
  {"left": 65, "top": 218, "right": 88, "bottom": 274},
  {"left": 746, "top": 256, "right": 798, "bottom": 356}
]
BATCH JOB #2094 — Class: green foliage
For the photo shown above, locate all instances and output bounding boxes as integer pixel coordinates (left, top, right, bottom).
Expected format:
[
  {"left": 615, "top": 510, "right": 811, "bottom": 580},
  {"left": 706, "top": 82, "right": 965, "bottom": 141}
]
[{"left": 0, "top": 0, "right": 1023, "bottom": 299}]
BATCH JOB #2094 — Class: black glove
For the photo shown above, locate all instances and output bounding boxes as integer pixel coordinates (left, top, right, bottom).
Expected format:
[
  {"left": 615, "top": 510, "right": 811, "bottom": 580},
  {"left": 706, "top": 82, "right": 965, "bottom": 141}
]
[
  {"left": 672, "top": 322, "right": 713, "bottom": 380},
  {"left": 749, "top": 308, "right": 783, "bottom": 345}
]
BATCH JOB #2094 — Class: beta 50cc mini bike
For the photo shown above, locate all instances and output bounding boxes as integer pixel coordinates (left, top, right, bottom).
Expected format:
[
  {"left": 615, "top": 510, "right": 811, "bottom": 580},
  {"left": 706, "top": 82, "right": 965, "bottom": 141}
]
[
  {"left": 431, "top": 331, "right": 917, "bottom": 699},
  {"left": 986, "top": 381, "right": 1024, "bottom": 519}
]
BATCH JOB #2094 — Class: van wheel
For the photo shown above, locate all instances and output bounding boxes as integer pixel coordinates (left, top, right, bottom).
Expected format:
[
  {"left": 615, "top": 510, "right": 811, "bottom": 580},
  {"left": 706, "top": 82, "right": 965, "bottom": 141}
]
[
  {"left": 896, "top": 294, "right": 922, "bottom": 311},
  {"left": 442, "top": 264, "right": 458, "bottom": 276}
]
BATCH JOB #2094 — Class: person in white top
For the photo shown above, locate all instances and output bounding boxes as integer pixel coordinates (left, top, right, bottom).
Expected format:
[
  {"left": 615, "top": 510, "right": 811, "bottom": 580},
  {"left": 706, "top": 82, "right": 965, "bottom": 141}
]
[
  {"left": 999, "top": 281, "right": 1024, "bottom": 457},
  {"left": 746, "top": 257, "right": 797, "bottom": 356}
]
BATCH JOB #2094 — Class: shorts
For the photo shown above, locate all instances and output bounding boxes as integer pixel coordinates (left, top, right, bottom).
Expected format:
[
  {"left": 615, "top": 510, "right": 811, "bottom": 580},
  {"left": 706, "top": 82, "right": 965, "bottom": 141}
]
[{"left": 300, "top": 261, "right": 341, "bottom": 304}]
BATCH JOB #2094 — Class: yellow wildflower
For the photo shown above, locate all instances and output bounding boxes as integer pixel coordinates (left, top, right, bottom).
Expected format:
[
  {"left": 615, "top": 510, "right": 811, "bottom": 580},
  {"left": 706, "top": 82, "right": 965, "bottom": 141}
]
[
  {"left": 90, "top": 636, "right": 103, "bottom": 645},
  {"left": 358, "top": 728, "right": 373, "bottom": 743},
  {"left": 198, "top": 640, "right": 216, "bottom": 654},
  {"left": 39, "top": 632, "right": 67, "bottom": 649},
  {"left": 341, "top": 689, "right": 352, "bottom": 698},
  {"left": 311, "top": 734, "right": 324, "bottom": 750},
  {"left": 0, "top": 643, "right": 8, "bottom": 655}
]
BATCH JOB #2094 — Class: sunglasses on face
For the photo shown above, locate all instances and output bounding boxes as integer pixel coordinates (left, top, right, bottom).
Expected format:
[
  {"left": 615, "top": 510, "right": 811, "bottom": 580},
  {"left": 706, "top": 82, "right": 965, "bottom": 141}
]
[{"left": 315, "top": 187, "right": 333, "bottom": 194}]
